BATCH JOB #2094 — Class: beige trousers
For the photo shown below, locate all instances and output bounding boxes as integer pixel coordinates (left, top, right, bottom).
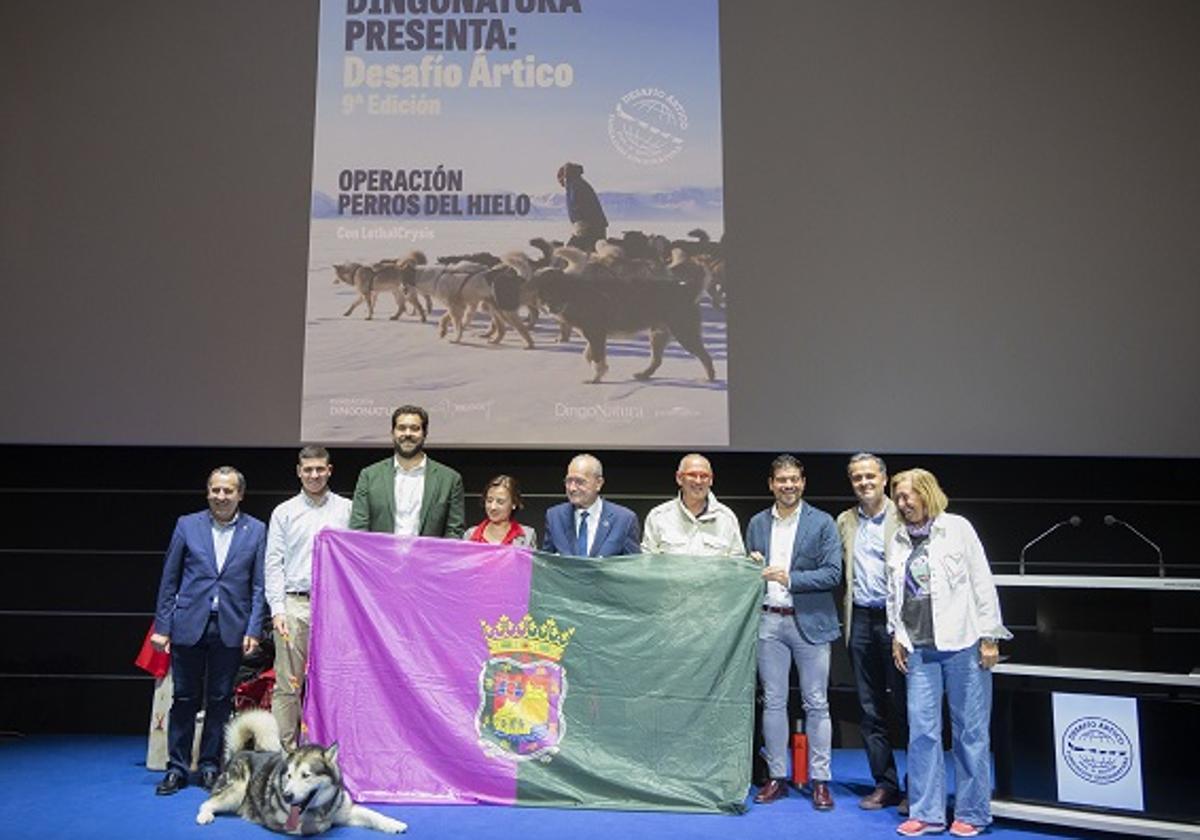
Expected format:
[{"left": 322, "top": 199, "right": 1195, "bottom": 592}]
[{"left": 271, "top": 593, "right": 312, "bottom": 751}]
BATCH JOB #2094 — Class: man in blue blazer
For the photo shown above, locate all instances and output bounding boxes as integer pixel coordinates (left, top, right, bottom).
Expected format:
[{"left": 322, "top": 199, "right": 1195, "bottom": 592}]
[
  {"left": 150, "top": 466, "right": 266, "bottom": 795},
  {"left": 745, "top": 455, "right": 842, "bottom": 812},
  {"left": 542, "top": 453, "right": 640, "bottom": 557}
]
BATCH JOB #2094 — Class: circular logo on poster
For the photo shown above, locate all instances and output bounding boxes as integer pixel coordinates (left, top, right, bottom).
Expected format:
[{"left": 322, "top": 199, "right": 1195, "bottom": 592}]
[
  {"left": 608, "top": 87, "right": 688, "bottom": 165},
  {"left": 1061, "top": 716, "right": 1134, "bottom": 785}
]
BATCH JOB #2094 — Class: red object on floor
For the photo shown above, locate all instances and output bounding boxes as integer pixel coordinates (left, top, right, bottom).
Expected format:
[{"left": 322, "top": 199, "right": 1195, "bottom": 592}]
[
  {"left": 234, "top": 668, "right": 276, "bottom": 711},
  {"left": 791, "top": 732, "right": 809, "bottom": 786}
]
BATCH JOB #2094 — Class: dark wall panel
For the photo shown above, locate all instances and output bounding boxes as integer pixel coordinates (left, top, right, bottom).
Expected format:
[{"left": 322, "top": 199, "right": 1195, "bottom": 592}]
[{"left": 1, "top": 444, "right": 1196, "bottom": 735}]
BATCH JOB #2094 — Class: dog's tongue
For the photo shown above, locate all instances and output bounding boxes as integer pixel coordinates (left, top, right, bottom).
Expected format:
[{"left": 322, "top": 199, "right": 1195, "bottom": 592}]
[{"left": 285, "top": 805, "right": 302, "bottom": 832}]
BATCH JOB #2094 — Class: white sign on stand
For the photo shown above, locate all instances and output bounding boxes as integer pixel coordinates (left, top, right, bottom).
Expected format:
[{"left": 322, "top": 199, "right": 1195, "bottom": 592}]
[{"left": 1052, "top": 693, "right": 1143, "bottom": 811}]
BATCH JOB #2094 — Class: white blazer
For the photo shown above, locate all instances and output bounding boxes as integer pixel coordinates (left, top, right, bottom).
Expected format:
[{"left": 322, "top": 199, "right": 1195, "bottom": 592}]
[{"left": 885, "top": 512, "right": 1011, "bottom": 653}]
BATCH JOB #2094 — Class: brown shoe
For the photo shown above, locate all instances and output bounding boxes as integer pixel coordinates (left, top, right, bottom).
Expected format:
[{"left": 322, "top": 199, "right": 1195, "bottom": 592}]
[
  {"left": 754, "top": 778, "right": 789, "bottom": 804},
  {"left": 812, "top": 780, "right": 834, "bottom": 810},
  {"left": 859, "top": 786, "right": 902, "bottom": 810}
]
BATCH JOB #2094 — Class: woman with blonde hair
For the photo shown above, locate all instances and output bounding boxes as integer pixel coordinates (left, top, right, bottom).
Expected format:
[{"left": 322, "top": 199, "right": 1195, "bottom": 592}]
[{"left": 886, "top": 469, "right": 1010, "bottom": 838}]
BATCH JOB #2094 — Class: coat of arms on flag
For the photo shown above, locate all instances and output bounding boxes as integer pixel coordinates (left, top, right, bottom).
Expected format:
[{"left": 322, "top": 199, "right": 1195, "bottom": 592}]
[{"left": 476, "top": 614, "right": 575, "bottom": 762}]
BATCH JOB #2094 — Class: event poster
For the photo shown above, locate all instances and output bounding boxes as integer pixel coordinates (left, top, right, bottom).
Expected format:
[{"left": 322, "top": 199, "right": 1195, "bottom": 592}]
[{"left": 302, "top": 0, "right": 727, "bottom": 446}]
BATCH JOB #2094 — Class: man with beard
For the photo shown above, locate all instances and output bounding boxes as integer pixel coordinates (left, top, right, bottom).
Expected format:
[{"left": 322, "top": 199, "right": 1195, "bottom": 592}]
[
  {"left": 348, "top": 405, "right": 465, "bottom": 538},
  {"left": 745, "top": 454, "right": 841, "bottom": 811}
]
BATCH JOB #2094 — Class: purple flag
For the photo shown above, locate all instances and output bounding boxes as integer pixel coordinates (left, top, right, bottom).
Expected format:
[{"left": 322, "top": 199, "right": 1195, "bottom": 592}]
[
  {"left": 306, "top": 529, "right": 530, "bottom": 804},
  {"left": 305, "top": 528, "right": 760, "bottom": 813}
]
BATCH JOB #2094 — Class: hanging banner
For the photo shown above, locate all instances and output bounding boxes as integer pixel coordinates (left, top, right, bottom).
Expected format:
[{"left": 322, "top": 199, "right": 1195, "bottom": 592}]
[
  {"left": 304, "top": 530, "right": 759, "bottom": 812},
  {"left": 1052, "top": 692, "right": 1144, "bottom": 812},
  {"left": 302, "top": 0, "right": 727, "bottom": 447}
]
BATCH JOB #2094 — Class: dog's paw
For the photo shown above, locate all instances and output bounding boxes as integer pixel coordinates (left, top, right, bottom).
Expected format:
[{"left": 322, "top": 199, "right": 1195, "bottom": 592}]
[
  {"left": 196, "top": 809, "right": 215, "bottom": 825},
  {"left": 632, "top": 371, "right": 652, "bottom": 381},
  {"left": 382, "top": 818, "right": 408, "bottom": 834}
]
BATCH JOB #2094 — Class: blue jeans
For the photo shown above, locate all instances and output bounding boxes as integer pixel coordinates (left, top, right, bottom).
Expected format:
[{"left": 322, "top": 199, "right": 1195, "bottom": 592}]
[
  {"left": 757, "top": 612, "right": 832, "bottom": 781},
  {"left": 906, "top": 642, "right": 993, "bottom": 826}
]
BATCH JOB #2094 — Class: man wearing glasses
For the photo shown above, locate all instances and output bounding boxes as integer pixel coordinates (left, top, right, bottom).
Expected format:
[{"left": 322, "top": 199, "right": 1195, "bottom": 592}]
[
  {"left": 641, "top": 453, "right": 745, "bottom": 557},
  {"left": 542, "top": 453, "right": 640, "bottom": 557}
]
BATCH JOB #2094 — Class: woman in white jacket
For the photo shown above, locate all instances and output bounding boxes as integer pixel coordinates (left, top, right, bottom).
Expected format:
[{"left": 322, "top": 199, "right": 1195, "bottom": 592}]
[{"left": 886, "top": 469, "right": 1011, "bottom": 838}]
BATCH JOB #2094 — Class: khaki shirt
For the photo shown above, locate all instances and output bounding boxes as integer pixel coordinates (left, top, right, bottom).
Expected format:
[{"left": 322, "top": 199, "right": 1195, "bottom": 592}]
[{"left": 641, "top": 493, "right": 745, "bottom": 557}]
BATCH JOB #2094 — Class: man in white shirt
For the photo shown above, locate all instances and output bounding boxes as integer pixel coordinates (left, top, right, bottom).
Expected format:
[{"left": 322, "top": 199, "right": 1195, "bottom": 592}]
[
  {"left": 744, "top": 455, "right": 842, "bottom": 811},
  {"left": 265, "top": 446, "right": 352, "bottom": 750},
  {"left": 642, "top": 453, "right": 745, "bottom": 557},
  {"left": 541, "top": 454, "right": 640, "bottom": 557},
  {"left": 348, "top": 405, "right": 465, "bottom": 538}
]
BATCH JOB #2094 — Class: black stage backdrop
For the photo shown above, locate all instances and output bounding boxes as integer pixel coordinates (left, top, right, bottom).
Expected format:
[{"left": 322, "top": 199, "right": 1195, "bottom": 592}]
[
  {"left": 1, "top": 1, "right": 1198, "bottom": 736},
  {"left": 2, "top": 444, "right": 1195, "bottom": 734}
]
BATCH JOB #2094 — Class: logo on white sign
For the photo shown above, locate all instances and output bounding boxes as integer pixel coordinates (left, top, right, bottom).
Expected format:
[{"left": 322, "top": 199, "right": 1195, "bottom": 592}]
[{"left": 1061, "top": 716, "right": 1134, "bottom": 785}]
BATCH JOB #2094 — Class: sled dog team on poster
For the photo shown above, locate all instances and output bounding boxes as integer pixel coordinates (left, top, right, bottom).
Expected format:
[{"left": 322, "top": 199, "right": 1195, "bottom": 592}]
[{"left": 331, "top": 228, "right": 727, "bottom": 385}]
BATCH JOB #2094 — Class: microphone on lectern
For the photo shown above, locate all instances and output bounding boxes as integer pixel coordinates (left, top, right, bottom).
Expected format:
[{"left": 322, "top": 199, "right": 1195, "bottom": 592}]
[
  {"left": 1104, "top": 514, "right": 1165, "bottom": 578},
  {"left": 1018, "top": 515, "right": 1081, "bottom": 575}
]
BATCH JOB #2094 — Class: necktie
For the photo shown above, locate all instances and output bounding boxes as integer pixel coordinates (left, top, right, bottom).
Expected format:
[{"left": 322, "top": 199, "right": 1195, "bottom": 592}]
[{"left": 575, "top": 510, "right": 590, "bottom": 556}]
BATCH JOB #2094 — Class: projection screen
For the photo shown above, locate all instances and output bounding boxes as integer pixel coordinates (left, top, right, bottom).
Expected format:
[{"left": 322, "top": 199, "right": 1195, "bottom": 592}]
[{"left": 1, "top": 1, "right": 1197, "bottom": 455}]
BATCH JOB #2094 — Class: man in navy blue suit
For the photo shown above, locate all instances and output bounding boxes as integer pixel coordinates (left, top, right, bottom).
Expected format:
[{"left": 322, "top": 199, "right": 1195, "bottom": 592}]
[
  {"left": 542, "top": 453, "right": 640, "bottom": 557},
  {"left": 745, "top": 455, "right": 842, "bottom": 812},
  {"left": 150, "top": 466, "right": 266, "bottom": 795}
]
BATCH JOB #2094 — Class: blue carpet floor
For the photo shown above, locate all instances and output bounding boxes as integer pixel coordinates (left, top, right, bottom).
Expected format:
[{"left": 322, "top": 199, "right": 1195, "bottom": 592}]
[{"left": 0, "top": 736, "right": 1121, "bottom": 839}]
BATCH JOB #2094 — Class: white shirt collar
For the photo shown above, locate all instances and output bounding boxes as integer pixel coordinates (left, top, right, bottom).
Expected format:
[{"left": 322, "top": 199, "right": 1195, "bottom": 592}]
[
  {"left": 394, "top": 453, "right": 427, "bottom": 474},
  {"left": 576, "top": 497, "right": 603, "bottom": 522},
  {"left": 771, "top": 501, "right": 802, "bottom": 522},
  {"left": 209, "top": 511, "right": 239, "bottom": 530}
]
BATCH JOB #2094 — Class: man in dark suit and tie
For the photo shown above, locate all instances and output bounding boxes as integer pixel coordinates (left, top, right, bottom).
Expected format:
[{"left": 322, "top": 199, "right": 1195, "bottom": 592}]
[
  {"left": 745, "top": 455, "right": 842, "bottom": 812},
  {"left": 542, "top": 453, "right": 640, "bottom": 557},
  {"left": 150, "top": 466, "right": 266, "bottom": 795},
  {"left": 349, "top": 404, "right": 465, "bottom": 538}
]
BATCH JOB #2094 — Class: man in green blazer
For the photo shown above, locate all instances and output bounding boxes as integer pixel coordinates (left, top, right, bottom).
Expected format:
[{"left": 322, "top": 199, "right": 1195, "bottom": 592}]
[{"left": 349, "top": 404, "right": 465, "bottom": 538}]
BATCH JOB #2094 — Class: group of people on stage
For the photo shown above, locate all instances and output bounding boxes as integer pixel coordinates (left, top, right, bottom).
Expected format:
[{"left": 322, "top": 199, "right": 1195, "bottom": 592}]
[{"left": 149, "top": 403, "right": 1010, "bottom": 838}]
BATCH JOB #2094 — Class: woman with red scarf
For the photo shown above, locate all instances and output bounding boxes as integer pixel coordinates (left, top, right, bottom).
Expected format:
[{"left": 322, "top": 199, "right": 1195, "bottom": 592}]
[{"left": 463, "top": 475, "right": 537, "bottom": 547}]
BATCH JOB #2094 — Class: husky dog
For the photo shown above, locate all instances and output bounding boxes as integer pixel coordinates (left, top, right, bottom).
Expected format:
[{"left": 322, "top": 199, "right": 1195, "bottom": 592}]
[
  {"left": 195, "top": 710, "right": 406, "bottom": 835},
  {"left": 333, "top": 260, "right": 427, "bottom": 322},
  {"left": 396, "top": 254, "right": 534, "bottom": 348}
]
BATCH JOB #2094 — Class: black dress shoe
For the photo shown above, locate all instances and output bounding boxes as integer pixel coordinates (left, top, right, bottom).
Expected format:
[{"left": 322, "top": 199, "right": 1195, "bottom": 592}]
[
  {"left": 859, "top": 785, "right": 902, "bottom": 810},
  {"left": 200, "top": 768, "right": 219, "bottom": 791},
  {"left": 812, "top": 780, "right": 835, "bottom": 811},
  {"left": 754, "top": 778, "right": 789, "bottom": 804},
  {"left": 155, "top": 771, "right": 187, "bottom": 796}
]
